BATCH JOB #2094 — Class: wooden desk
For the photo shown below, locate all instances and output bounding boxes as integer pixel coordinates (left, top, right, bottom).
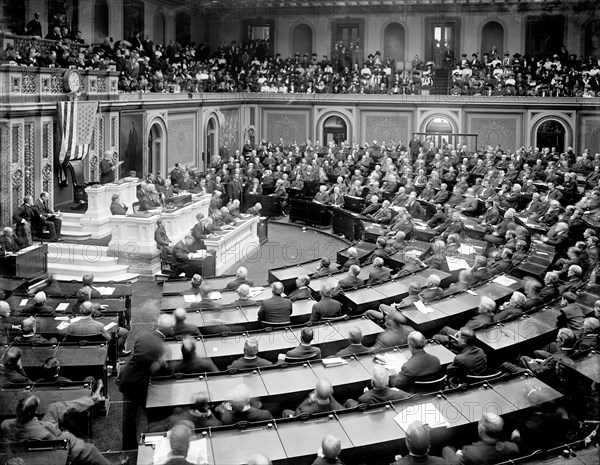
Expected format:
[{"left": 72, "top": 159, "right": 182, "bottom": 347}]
[
  {"left": 289, "top": 198, "right": 333, "bottom": 227},
  {"left": 0, "top": 244, "right": 47, "bottom": 279},
  {"left": 565, "top": 351, "right": 600, "bottom": 383},
  {"left": 0, "top": 383, "right": 92, "bottom": 418},
  {"left": 332, "top": 208, "right": 370, "bottom": 241},
  {"left": 0, "top": 441, "right": 68, "bottom": 465}
]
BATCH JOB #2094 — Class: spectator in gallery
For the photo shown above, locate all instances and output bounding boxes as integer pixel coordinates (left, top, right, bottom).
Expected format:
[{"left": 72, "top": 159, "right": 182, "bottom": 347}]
[{"left": 25, "top": 12, "right": 42, "bottom": 38}]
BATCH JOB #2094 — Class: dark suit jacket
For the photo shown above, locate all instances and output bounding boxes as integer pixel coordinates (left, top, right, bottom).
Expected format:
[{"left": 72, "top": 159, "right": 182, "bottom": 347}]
[
  {"left": 164, "top": 458, "right": 194, "bottom": 465},
  {"left": 173, "top": 321, "right": 200, "bottom": 337},
  {"left": 110, "top": 201, "right": 127, "bottom": 215},
  {"left": 392, "top": 455, "right": 447, "bottom": 465},
  {"left": 371, "top": 328, "right": 410, "bottom": 351},
  {"left": 20, "top": 303, "right": 54, "bottom": 316},
  {"left": 446, "top": 345, "right": 487, "bottom": 381},
  {"left": 172, "top": 356, "right": 218, "bottom": 374},
  {"left": 225, "top": 277, "right": 254, "bottom": 290},
  {"left": 287, "top": 287, "right": 312, "bottom": 301},
  {"left": 294, "top": 394, "right": 343, "bottom": 415},
  {"left": 309, "top": 297, "right": 342, "bottom": 322},
  {"left": 219, "top": 406, "right": 273, "bottom": 425},
  {"left": 367, "top": 268, "right": 391, "bottom": 285},
  {"left": 335, "top": 343, "right": 371, "bottom": 357},
  {"left": 0, "top": 235, "right": 20, "bottom": 252},
  {"left": 390, "top": 349, "right": 442, "bottom": 390},
  {"left": 358, "top": 386, "right": 410, "bottom": 404},
  {"left": 173, "top": 240, "right": 191, "bottom": 263},
  {"left": 489, "top": 259, "right": 513, "bottom": 275},
  {"left": 227, "top": 356, "right": 273, "bottom": 370},
  {"left": 286, "top": 344, "right": 321, "bottom": 360},
  {"left": 257, "top": 295, "right": 292, "bottom": 323},
  {"left": 444, "top": 439, "right": 519, "bottom": 465}
]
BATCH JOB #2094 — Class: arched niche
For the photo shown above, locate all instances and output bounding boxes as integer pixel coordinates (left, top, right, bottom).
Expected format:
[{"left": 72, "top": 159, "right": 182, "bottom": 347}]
[
  {"left": 153, "top": 11, "right": 166, "bottom": 46},
  {"left": 292, "top": 24, "right": 313, "bottom": 57},
  {"left": 205, "top": 114, "right": 219, "bottom": 167},
  {"left": 535, "top": 118, "right": 567, "bottom": 153},
  {"left": 146, "top": 117, "right": 168, "bottom": 176},
  {"left": 481, "top": 21, "right": 504, "bottom": 57},
  {"left": 383, "top": 22, "right": 405, "bottom": 64},
  {"left": 176, "top": 11, "right": 191, "bottom": 45},
  {"left": 93, "top": 0, "right": 109, "bottom": 44}
]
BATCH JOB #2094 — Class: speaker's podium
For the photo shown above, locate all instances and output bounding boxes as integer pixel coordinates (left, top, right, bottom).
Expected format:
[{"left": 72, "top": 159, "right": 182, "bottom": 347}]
[{"left": 0, "top": 243, "right": 48, "bottom": 279}]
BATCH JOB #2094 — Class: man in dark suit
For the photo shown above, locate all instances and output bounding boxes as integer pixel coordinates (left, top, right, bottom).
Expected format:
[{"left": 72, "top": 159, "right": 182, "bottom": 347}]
[
  {"left": 0, "top": 227, "right": 21, "bottom": 252},
  {"left": 231, "top": 284, "right": 257, "bottom": 307},
  {"left": 13, "top": 195, "right": 42, "bottom": 246},
  {"left": 257, "top": 282, "right": 292, "bottom": 323},
  {"left": 371, "top": 318, "right": 414, "bottom": 350},
  {"left": 155, "top": 218, "right": 172, "bottom": 254},
  {"left": 335, "top": 327, "right": 371, "bottom": 356},
  {"left": 190, "top": 285, "right": 222, "bottom": 312},
  {"left": 225, "top": 266, "right": 254, "bottom": 290},
  {"left": 442, "top": 413, "right": 519, "bottom": 464},
  {"left": 418, "top": 274, "right": 444, "bottom": 301},
  {"left": 118, "top": 314, "right": 173, "bottom": 449},
  {"left": 446, "top": 328, "right": 488, "bottom": 384},
  {"left": 20, "top": 291, "right": 54, "bottom": 316},
  {"left": 172, "top": 336, "right": 218, "bottom": 374},
  {"left": 489, "top": 248, "right": 514, "bottom": 276},
  {"left": 333, "top": 265, "right": 364, "bottom": 296},
  {"left": 284, "top": 327, "right": 322, "bottom": 360},
  {"left": 110, "top": 194, "right": 128, "bottom": 215},
  {"left": 356, "top": 365, "right": 410, "bottom": 404},
  {"left": 34, "top": 192, "right": 62, "bottom": 241},
  {"left": 216, "top": 384, "right": 273, "bottom": 425},
  {"left": 392, "top": 420, "right": 447, "bottom": 465},
  {"left": 524, "top": 271, "right": 560, "bottom": 310},
  {"left": 389, "top": 331, "right": 442, "bottom": 391},
  {"left": 25, "top": 11, "right": 43, "bottom": 37},
  {"left": 287, "top": 275, "right": 312, "bottom": 301},
  {"left": 470, "top": 256, "right": 492, "bottom": 284},
  {"left": 172, "top": 307, "right": 200, "bottom": 337},
  {"left": 100, "top": 150, "right": 119, "bottom": 184},
  {"left": 173, "top": 234, "right": 195, "bottom": 277},
  {"left": 12, "top": 317, "right": 54, "bottom": 344},
  {"left": 309, "top": 283, "right": 342, "bottom": 323},
  {"left": 367, "top": 257, "right": 391, "bottom": 285},
  {"left": 227, "top": 339, "right": 274, "bottom": 370},
  {"left": 170, "top": 163, "right": 185, "bottom": 187},
  {"left": 289, "top": 379, "right": 343, "bottom": 416}
]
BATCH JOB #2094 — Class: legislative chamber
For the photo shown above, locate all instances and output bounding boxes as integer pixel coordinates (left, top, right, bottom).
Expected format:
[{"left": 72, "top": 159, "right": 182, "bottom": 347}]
[{"left": 0, "top": 0, "right": 600, "bottom": 464}]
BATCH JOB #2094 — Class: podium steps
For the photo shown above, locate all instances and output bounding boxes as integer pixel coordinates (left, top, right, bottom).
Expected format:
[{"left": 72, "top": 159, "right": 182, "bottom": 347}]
[
  {"left": 59, "top": 212, "right": 92, "bottom": 241},
  {"left": 46, "top": 242, "right": 139, "bottom": 283}
]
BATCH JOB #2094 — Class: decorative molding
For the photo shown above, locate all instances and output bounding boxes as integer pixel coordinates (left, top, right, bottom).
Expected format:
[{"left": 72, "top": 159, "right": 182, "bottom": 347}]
[
  {"left": 361, "top": 112, "right": 410, "bottom": 146},
  {"left": 263, "top": 111, "right": 309, "bottom": 144},
  {"left": 468, "top": 115, "right": 519, "bottom": 151},
  {"left": 0, "top": 122, "right": 11, "bottom": 226},
  {"left": 24, "top": 122, "right": 34, "bottom": 195}
]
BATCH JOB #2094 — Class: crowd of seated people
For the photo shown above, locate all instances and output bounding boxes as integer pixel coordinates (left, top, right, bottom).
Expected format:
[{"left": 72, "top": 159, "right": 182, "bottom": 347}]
[{"left": 448, "top": 45, "right": 600, "bottom": 97}]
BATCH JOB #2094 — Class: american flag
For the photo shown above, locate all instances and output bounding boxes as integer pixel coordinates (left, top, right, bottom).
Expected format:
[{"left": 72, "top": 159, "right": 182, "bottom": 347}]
[{"left": 58, "top": 100, "right": 99, "bottom": 166}]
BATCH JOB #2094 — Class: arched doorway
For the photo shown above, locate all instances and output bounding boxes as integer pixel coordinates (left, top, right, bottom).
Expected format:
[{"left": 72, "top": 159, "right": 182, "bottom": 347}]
[
  {"left": 292, "top": 24, "right": 312, "bottom": 56},
  {"left": 153, "top": 11, "right": 166, "bottom": 46},
  {"left": 93, "top": 0, "right": 109, "bottom": 44},
  {"left": 383, "top": 23, "right": 405, "bottom": 65},
  {"left": 584, "top": 20, "right": 600, "bottom": 59},
  {"left": 176, "top": 12, "right": 191, "bottom": 45},
  {"left": 425, "top": 117, "right": 454, "bottom": 149},
  {"left": 206, "top": 117, "right": 218, "bottom": 166},
  {"left": 536, "top": 119, "right": 566, "bottom": 152},
  {"left": 148, "top": 123, "right": 163, "bottom": 175},
  {"left": 323, "top": 116, "right": 347, "bottom": 145},
  {"left": 481, "top": 21, "right": 504, "bottom": 57},
  {"left": 123, "top": 0, "right": 144, "bottom": 41}
]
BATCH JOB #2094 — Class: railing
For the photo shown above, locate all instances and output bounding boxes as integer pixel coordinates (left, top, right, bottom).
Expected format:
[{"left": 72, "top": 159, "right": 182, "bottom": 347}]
[{"left": 1, "top": 32, "right": 89, "bottom": 58}]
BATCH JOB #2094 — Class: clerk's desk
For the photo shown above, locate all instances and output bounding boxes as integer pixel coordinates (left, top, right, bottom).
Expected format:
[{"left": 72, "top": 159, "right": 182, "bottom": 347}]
[
  {"left": 162, "top": 299, "right": 315, "bottom": 335},
  {"left": 401, "top": 275, "right": 526, "bottom": 333},
  {"left": 0, "top": 382, "right": 92, "bottom": 418},
  {"left": 475, "top": 305, "right": 560, "bottom": 359},
  {"left": 138, "top": 375, "right": 561, "bottom": 465},
  {"left": 146, "top": 343, "right": 454, "bottom": 412},
  {"left": 162, "top": 318, "right": 385, "bottom": 369},
  {"left": 0, "top": 243, "right": 48, "bottom": 279},
  {"left": 0, "top": 441, "right": 68, "bottom": 465},
  {"left": 335, "top": 269, "right": 452, "bottom": 314},
  {"left": 160, "top": 287, "right": 276, "bottom": 312},
  {"left": 0, "top": 343, "right": 108, "bottom": 382}
]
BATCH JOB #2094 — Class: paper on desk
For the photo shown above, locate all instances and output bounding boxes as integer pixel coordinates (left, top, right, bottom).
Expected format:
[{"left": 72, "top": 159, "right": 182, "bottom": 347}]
[
  {"left": 208, "top": 291, "right": 222, "bottom": 300},
  {"left": 466, "top": 289, "right": 478, "bottom": 296},
  {"left": 248, "top": 287, "right": 265, "bottom": 298},
  {"left": 153, "top": 436, "right": 208, "bottom": 465},
  {"left": 414, "top": 300, "right": 436, "bottom": 315},
  {"left": 465, "top": 224, "right": 474, "bottom": 229},
  {"left": 458, "top": 244, "right": 476, "bottom": 256},
  {"left": 93, "top": 286, "right": 115, "bottom": 296},
  {"left": 394, "top": 403, "right": 449, "bottom": 431},
  {"left": 184, "top": 294, "right": 200, "bottom": 303},
  {"left": 493, "top": 276, "right": 517, "bottom": 287},
  {"left": 54, "top": 316, "right": 69, "bottom": 321},
  {"left": 56, "top": 322, "right": 70, "bottom": 331},
  {"left": 104, "top": 322, "right": 117, "bottom": 331},
  {"left": 375, "top": 352, "right": 408, "bottom": 374},
  {"left": 446, "top": 257, "right": 470, "bottom": 271},
  {"left": 322, "top": 357, "right": 348, "bottom": 367},
  {"left": 70, "top": 316, "right": 83, "bottom": 323},
  {"left": 19, "top": 299, "right": 28, "bottom": 306},
  {"left": 56, "top": 303, "right": 69, "bottom": 311}
]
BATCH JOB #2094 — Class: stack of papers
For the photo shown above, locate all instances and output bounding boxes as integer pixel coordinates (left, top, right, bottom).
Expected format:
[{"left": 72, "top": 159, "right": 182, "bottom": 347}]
[
  {"left": 394, "top": 402, "right": 449, "bottom": 431},
  {"left": 322, "top": 357, "right": 347, "bottom": 367},
  {"left": 207, "top": 291, "right": 222, "bottom": 300},
  {"left": 93, "top": 286, "right": 115, "bottom": 296},
  {"left": 446, "top": 257, "right": 470, "bottom": 271},
  {"left": 56, "top": 321, "right": 70, "bottom": 331},
  {"left": 248, "top": 287, "right": 265, "bottom": 298},
  {"left": 414, "top": 300, "right": 436, "bottom": 315},
  {"left": 493, "top": 276, "right": 517, "bottom": 287},
  {"left": 184, "top": 294, "right": 201, "bottom": 303},
  {"left": 19, "top": 299, "right": 28, "bottom": 307},
  {"left": 56, "top": 303, "right": 70, "bottom": 311},
  {"left": 374, "top": 352, "right": 408, "bottom": 374}
]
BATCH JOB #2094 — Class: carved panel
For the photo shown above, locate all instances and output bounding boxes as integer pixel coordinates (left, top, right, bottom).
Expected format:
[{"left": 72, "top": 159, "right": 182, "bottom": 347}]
[
  {"left": 111, "top": 116, "right": 118, "bottom": 149},
  {"left": 42, "top": 122, "right": 53, "bottom": 196},
  {"left": 11, "top": 124, "right": 21, "bottom": 163},
  {"left": 168, "top": 114, "right": 196, "bottom": 167},
  {"left": 580, "top": 116, "right": 600, "bottom": 155},
  {"left": 264, "top": 111, "right": 308, "bottom": 144},
  {"left": 24, "top": 122, "right": 33, "bottom": 195},
  {"left": 0, "top": 122, "right": 11, "bottom": 226},
  {"left": 22, "top": 73, "right": 36, "bottom": 93},
  {"left": 362, "top": 113, "right": 410, "bottom": 145},
  {"left": 467, "top": 114, "right": 522, "bottom": 151}
]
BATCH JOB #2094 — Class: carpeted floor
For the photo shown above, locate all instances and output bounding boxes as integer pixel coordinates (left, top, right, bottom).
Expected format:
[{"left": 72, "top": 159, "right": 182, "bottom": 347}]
[{"left": 91, "top": 220, "right": 349, "bottom": 458}]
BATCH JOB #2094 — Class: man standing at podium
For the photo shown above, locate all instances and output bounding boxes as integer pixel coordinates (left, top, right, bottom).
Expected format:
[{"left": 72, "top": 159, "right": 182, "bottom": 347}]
[
  {"left": 35, "top": 192, "right": 62, "bottom": 241},
  {"left": 100, "top": 150, "right": 121, "bottom": 184}
]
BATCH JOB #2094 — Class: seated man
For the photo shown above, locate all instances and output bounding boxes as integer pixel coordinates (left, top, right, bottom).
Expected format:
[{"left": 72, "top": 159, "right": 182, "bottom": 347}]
[
  {"left": 247, "top": 202, "right": 262, "bottom": 216},
  {"left": 34, "top": 356, "right": 94, "bottom": 385},
  {"left": 389, "top": 331, "right": 443, "bottom": 391},
  {"left": 35, "top": 191, "right": 62, "bottom": 241},
  {"left": 81, "top": 273, "right": 102, "bottom": 298},
  {"left": 558, "top": 265, "right": 583, "bottom": 294},
  {"left": 557, "top": 292, "right": 585, "bottom": 338},
  {"left": 110, "top": 194, "right": 128, "bottom": 215},
  {"left": 216, "top": 384, "right": 273, "bottom": 424},
  {"left": 371, "top": 318, "right": 415, "bottom": 351},
  {"left": 309, "top": 283, "right": 342, "bottom": 323},
  {"left": 225, "top": 266, "right": 254, "bottom": 290},
  {"left": 311, "top": 435, "right": 344, "bottom": 465},
  {"left": 446, "top": 328, "right": 488, "bottom": 385},
  {"left": 163, "top": 423, "right": 195, "bottom": 465},
  {"left": 288, "top": 379, "right": 343, "bottom": 416},
  {"left": 19, "top": 291, "right": 54, "bottom": 316},
  {"left": 0, "top": 388, "right": 124, "bottom": 465},
  {"left": 312, "top": 257, "right": 335, "bottom": 278},
  {"left": 392, "top": 420, "right": 446, "bottom": 465},
  {"left": 340, "top": 247, "right": 359, "bottom": 271},
  {"left": 367, "top": 257, "right": 392, "bottom": 285},
  {"left": 335, "top": 327, "right": 371, "bottom": 357},
  {"left": 366, "top": 282, "right": 422, "bottom": 323},
  {"left": 418, "top": 275, "right": 444, "bottom": 302},
  {"left": 190, "top": 284, "right": 223, "bottom": 312},
  {"left": 172, "top": 336, "right": 218, "bottom": 374},
  {"left": 231, "top": 284, "right": 257, "bottom": 307},
  {"left": 60, "top": 301, "right": 113, "bottom": 346},
  {"left": 0, "top": 347, "right": 32, "bottom": 385},
  {"left": 287, "top": 275, "right": 312, "bottom": 301},
  {"left": 489, "top": 248, "right": 514, "bottom": 276},
  {"left": 172, "top": 234, "right": 196, "bottom": 278},
  {"left": 258, "top": 282, "right": 292, "bottom": 324},
  {"left": 524, "top": 272, "right": 560, "bottom": 310},
  {"left": 284, "top": 327, "right": 322, "bottom": 360},
  {"left": 333, "top": 265, "right": 363, "bottom": 296},
  {"left": 190, "top": 274, "right": 204, "bottom": 290},
  {"left": 148, "top": 391, "right": 221, "bottom": 432},
  {"left": 173, "top": 307, "right": 200, "bottom": 337},
  {"left": 356, "top": 365, "right": 410, "bottom": 404},
  {"left": 0, "top": 227, "right": 21, "bottom": 252},
  {"left": 155, "top": 218, "right": 172, "bottom": 255},
  {"left": 227, "top": 338, "right": 274, "bottom": 370},
  {"left": 493, "top": 291, "right": 526, "bottom": 322},
  {"left": 13, "top": 317, "right": 55, "bottom": 344},
  {"left": 435, "top": 297, "right": 496, "bottom": 350},
  {"left": 442, "top": 413, "right": 519, "bottom": 465}
]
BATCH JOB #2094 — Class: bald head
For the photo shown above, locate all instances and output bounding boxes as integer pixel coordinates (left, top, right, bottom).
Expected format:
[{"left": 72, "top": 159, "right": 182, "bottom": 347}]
[
  {"left": 405, "top": 421, "right": 431, "bottom": 456},
  {"left": 247, "top": 453, "right": 272, "bottom": 465},
  {"left": 348, "top": 326, "right": 363, "bottom": 345},
  {"left": 173, "top": 307, "right": 187, "bottom": 323},
  {"left": 408, "top": 331, "right": 426, "bottom": 351},
  {"left": 271, "top": 281, "right": 284, "bottom": 295},
  {"left": 315, "top": 379, "right": 333, "bottom": 401},
  {"left": 371, "top": 364, "right": 390, "bottom": 389},
  {"left": 33, "top": 291, "right": 46, "bottom": 304},
  {"left": 478, "top": 413, "right": 504, "bottom": 440},
  {"left": 0, "top": 301, "right": 10, "bottom": 318},
  {"left": 169, "top": 423, "right": 191, "bottom": 457},
  {"left": 237, "top": 284, "right": 250, "bottom": 299},
  {"left": 321, "top": 434, "right": 342, "bottom": 460},
  {"left": 21, "top": 317, "right": 36, "bottom": 335},
  {"left": 157, "top": 314, "right": 174, "bottom": 334}
]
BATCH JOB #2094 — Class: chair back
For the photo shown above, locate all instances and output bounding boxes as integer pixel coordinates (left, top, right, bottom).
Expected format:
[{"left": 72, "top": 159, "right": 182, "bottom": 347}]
[
  {"left": 285, "top": 352, "right": 318, "bottom": 363},
  {"left": 413, "top": 374, "right": 447, "bottom": 393}
]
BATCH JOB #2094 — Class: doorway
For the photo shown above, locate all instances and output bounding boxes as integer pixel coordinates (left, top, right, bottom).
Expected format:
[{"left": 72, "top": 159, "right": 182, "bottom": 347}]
[
  {"left": 323, "top": 116, "right": 347, "bottom": 145},
  {"left": 536, "top": 119, "right": 566, "bottom": 152},
  {"left": 426, "top": 19, "right": 460, "bottom": 68},
  {"left": 206, "top": 117, "right": 218, "bottom": 166},
  {"left": 148, "top": 123, "right": 162, "bottom": 175}
]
